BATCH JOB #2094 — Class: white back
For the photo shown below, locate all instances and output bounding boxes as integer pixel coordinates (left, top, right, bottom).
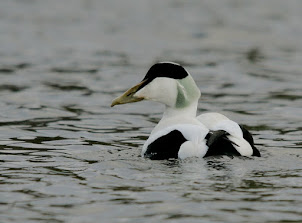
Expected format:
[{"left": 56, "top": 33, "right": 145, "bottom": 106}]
[{"left": 197, "top": 112, "right": 243, "bottom": 137}]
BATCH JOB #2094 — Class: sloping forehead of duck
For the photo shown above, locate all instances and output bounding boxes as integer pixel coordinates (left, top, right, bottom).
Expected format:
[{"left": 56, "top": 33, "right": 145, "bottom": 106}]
[
  {"left": 143, "top": 63, "right": 188, "bottom": 80},
  {"left": 137, "top": 63, "right": 189, "bottom": 91}
]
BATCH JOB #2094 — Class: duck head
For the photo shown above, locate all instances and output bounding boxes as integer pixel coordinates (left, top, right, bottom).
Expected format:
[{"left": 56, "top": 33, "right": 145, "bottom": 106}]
[{"left": 111, "top": 62, "right": 201, "bottom": 109}]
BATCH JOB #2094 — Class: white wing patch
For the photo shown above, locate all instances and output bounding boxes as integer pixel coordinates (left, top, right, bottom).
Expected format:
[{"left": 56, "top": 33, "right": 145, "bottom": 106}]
[
  {"left": 197, "top": 112, "right": 243, "bottom": 137},
  {"left": 227, "top": 135, "right": 253, "bottom": 156}
]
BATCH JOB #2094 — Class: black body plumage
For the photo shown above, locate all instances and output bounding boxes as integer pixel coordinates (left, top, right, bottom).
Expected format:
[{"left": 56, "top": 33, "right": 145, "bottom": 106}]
[{"left": 144, "top": 130, "right": 187, "bottom": 160}]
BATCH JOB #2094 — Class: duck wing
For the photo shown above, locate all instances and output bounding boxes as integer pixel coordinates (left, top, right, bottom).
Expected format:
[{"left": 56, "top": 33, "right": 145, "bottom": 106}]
[{"left": 205, "top": 130, "right": 240, "bottom": 157}]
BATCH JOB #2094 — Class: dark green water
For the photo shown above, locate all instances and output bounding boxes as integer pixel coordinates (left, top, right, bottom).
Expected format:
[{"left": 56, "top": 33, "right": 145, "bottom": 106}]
[{"left": 1, "top": 1, "right": 302, "bottom": 222}]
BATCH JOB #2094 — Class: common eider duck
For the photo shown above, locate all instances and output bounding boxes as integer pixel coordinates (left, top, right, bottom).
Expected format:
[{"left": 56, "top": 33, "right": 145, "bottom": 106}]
[{"left": 111, "top": 62, "right": 260, "bottom": 160}]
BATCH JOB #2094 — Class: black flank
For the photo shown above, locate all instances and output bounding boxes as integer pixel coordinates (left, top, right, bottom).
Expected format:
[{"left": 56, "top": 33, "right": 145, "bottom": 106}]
[
  {"left": 138, "top": 63, "right": 188, "bottom": 91},
  {"left": 204, "top": 130, "right": 241, "bottom": 157},
  {"left": 144, "top": 130, "right": 187, "bottom": 160},
  {"left": 239, "top": 125, "right": 261, "bottom": 157}
]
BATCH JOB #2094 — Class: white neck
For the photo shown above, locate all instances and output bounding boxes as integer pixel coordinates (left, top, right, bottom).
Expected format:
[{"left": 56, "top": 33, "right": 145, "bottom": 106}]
[
  {"left": 151, "top": 100, "right": 200, "bottom": 135},
  {"left": 162, "top": 100, "right": 198, "bottom": 119}
]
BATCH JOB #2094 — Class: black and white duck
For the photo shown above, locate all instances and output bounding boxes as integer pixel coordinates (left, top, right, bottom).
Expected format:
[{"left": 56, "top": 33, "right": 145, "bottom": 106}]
[{"left": 111, "top": 62, "right": 260, "bottom": 160}]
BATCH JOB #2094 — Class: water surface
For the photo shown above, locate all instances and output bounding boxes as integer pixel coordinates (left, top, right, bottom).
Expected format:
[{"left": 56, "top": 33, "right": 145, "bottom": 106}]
[{"left": 1, "top": 1, "right": 302, "bottom": 222}]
